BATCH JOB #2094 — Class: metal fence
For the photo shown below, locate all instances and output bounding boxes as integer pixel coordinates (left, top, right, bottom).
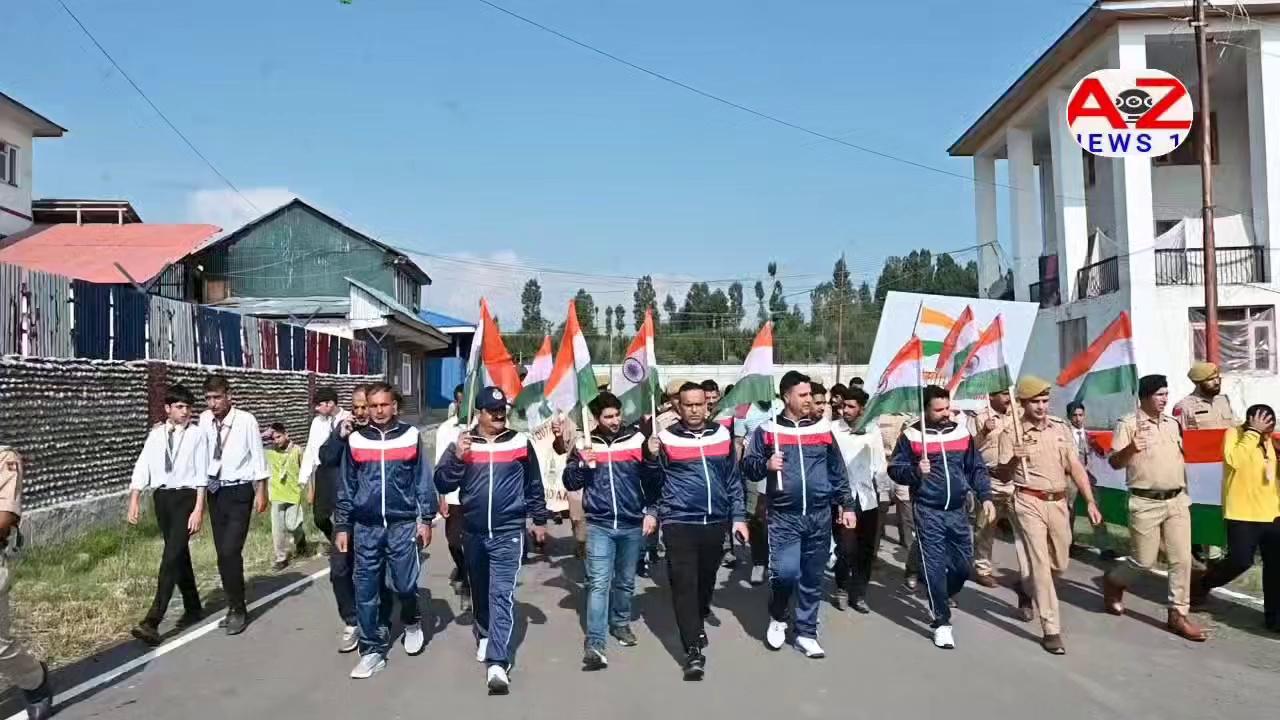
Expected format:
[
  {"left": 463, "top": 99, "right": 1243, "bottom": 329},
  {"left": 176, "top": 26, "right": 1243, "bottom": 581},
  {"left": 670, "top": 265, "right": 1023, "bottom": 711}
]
[
  {"left": 1154, "top": 246, "right": 1267, "bottom": 286},
  {"left": 0, "top": 261, "right": 380, "bottom": 374}
]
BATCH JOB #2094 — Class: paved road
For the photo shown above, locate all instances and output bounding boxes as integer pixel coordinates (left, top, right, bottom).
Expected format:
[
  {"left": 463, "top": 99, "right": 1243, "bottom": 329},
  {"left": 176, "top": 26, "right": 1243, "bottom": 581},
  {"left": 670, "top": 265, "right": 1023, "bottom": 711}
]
[{"left": 44, "top": 523, "right": 1280, "bottom": 720}]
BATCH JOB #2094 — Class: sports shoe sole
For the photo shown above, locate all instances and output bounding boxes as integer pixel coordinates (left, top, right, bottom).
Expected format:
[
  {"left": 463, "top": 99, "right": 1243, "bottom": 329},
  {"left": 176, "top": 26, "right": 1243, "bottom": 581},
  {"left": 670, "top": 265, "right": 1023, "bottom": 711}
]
[
  {"left": 350, "top": 659, "right": 386, "bottom": 679},
  {"left": 487, "top": 676, "right": 510, "bottom": 695}
]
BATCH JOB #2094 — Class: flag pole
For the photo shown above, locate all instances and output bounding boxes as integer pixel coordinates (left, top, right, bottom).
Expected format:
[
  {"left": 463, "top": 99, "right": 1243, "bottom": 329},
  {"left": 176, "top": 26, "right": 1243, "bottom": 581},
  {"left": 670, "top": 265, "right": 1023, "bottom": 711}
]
[
  {"left": 912, "top": 302, "right": 926, "bottom": 455},
  {"left": 767, "top": 322, "right": 782, "bottom": 491}
]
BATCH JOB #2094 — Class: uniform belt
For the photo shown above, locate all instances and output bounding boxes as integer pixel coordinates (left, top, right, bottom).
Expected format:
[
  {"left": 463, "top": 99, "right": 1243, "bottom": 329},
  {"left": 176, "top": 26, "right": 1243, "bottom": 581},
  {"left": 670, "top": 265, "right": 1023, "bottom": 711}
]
[
  {"left": 1015, "top": 487, "right": 1066, "bottom": 502},
  {"left": 1129, "top": 487, "right": 1184, "bottom": 501}
]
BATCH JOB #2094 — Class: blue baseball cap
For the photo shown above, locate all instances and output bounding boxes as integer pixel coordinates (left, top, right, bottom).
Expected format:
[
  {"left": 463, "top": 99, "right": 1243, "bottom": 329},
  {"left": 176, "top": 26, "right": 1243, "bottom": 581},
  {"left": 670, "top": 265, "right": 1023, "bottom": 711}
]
[{"left": 475, "top": 386, "right": 508, "bottom": 411}]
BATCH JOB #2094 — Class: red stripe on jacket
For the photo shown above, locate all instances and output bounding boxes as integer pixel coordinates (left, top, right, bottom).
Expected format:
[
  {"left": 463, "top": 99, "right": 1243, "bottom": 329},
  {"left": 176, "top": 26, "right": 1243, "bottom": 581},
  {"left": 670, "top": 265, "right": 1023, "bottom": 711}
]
[
  {"left": 762, "top": 432, "right": 833, "bottom": 447},
  {"left": 599, "top": 448, "right": 644, "bottom": 463},
  {"left": 463, "top": 447, "right": 529, "bottom": 464},
  {"left": 665, "top": 440, "right": 732, "bottom": 462},
  {"left": 351, "top": 445, "right": 419, "bottom": 463},
  {"left": 908, "top": 438, "right": 971, "bottom": 456}
]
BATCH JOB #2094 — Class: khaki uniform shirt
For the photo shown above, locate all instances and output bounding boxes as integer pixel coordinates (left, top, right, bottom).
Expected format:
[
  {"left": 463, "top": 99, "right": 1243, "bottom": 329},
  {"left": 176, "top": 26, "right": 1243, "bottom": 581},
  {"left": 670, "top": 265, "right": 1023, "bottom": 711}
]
[
  {"left": 1112, "top": 412, "right": 1185, "bottom": 491},
  {"left": 1172, "top": 393, "right": 1235, "bottom": 430},
  {"left": 0, "top": 447, "right": 20, "bottom": 515},
  {"left": 969, "top": 407, "right": 1013, "bottom": 470},
  {"left": 996, "top": 417, "right": 1075, "bottom": 493}
]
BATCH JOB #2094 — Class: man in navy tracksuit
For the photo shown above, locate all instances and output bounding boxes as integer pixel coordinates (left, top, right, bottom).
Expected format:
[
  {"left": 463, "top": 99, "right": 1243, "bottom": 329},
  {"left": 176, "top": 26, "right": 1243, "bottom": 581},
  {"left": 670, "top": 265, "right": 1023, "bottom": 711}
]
[
  {"left": 333, "top": 382, "right": 436, "bottom": 680},
  {"left": 647, "top": 382, "right": 748, "bottom": 681},
  {"left": 743, "top": 371, "right": 856, "bottom": 659},
  {"left": 435, "top": 386, "right": 549, "bottom": 695},
  {"left": 888, "top": 385, "right": 994, "bottom": 650},
  {"left": 563, "top": 392, "right": 660, "bottom": 671}
]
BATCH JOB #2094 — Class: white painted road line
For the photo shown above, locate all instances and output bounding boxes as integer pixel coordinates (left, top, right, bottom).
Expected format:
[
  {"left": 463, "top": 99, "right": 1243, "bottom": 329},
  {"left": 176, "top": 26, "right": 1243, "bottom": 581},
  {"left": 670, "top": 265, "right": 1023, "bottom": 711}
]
[{"left": 4, "top": 567, "right": 331, "bottom": 720}]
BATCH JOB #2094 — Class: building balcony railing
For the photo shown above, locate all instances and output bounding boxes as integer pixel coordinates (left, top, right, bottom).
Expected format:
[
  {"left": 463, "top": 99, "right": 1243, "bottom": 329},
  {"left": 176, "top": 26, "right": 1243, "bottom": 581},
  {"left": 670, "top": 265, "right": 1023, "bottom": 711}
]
[
  {"left": 1029, "top": 278, "right": 1060, "bottom": 308},
  {"left": 1076, "top": 256, "right": 1120, "bottom": 300},
  {"left": 1154, "top": 246, "right": 1267, "bottom": 286}
]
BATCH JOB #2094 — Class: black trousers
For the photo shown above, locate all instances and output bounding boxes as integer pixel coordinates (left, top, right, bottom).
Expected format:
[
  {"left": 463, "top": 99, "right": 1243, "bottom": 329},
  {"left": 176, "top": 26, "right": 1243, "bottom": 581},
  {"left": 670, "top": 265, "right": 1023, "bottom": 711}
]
[
  {"left": 1202, "top": 518, "right": 1280, "bottom": 623},
  {"left": 208, "top": 482, "right": 255, "bottom": 613},
  {"left": 313, "top": 468, "right": 337, "bottom": 538},
  {"left": 664, "top": 521, "right": 728, "bottom": 651},
  {"left": 144, "top": 488, "right": 202, "bottom": 626},
  {"left": 748, "top": 495, "right": 769, "bottom": 566},
  {"left": 444, "top": 504, "right": 468, "bottom": 588},
  {"left": 833, "top": 506, "right": 882, "bottom": 599}
]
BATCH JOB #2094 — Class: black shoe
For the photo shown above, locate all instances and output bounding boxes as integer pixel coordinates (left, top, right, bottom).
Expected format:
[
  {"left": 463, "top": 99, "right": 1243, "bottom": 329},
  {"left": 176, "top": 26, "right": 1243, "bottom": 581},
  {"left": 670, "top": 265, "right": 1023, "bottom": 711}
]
[
  {"left": 23, "top": 663, "right": 53, "bottom": 720},
  {"left": 582, "top": 647, "right": 608, "bottom": 671},
  {"left": 175, "top": 608, "right": 204, "bottom": 630},
  {"left": 703, "top": 610, "right": 720, "bottom": 627},
  {"left": 904, "top": 575, "right": 919, "bottom": 592},
  {"left": 296, "top": 538, "right": 309, "bottom": 556},
  {"left": 852, "top": 597, "right": 871, "bottom": 615},
  {"left": 225, "top": 611, "right": 248, "bottom": 636},
  {"left": 832, "top": 590, "right": 847, "bottom": 611},
  {"left": 682, "top": 648, "right": 705, "bottom": 681},
  {"left": 636, "top": 560, "right": 650, "bottom": 579},
  {"left": 131, "top": 622, "right": 162, "bottom": 646},
  {"left": 697, "top": 631, "right": 709, "bottom": 649},
  {"left": 610, "top": 626, "right": 638, "bottom": 647},
  {"left": 1100, "top": 549, "right": 1120, "bottom": 562},
  {"left": 722, "top": 554, "right": 738, "bottom": 569},
  {"left": 458, "top": 588, "right": 473, "bottom": 614},
  {"left": 272, "top": 560, "right": 288, "bottom": 572}
]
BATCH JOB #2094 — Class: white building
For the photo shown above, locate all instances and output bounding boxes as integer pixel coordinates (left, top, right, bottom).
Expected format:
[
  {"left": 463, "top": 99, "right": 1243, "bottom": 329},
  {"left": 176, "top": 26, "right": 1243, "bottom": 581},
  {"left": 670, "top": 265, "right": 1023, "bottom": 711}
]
[
  {"left": 950, "top": 0, "right": 1280, "bottom": 425},
  {"left": 0, "top": 93, "right": 65, "bottom": 238}
]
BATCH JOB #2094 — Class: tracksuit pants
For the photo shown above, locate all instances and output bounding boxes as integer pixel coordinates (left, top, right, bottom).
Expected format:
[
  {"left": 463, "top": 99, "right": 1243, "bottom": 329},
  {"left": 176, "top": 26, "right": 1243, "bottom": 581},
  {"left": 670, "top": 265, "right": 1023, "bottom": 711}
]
[
  {"left": 465, "top": 530, "right": 524, "bottom": 668},
  {"left": 663, "top": 521, "right": 728, "bottom": 651},
  {"left": 353, "top": 521, "right": 421, "bottom": 656},
  {"left": 914, "top": 503, "right": 973, "bottom": 627},
  {"left": 768, "top": 508, "right": 831, "bottom": 639},
  {"left": 833, "top": 506, "right": 881, "bottom": 601}
]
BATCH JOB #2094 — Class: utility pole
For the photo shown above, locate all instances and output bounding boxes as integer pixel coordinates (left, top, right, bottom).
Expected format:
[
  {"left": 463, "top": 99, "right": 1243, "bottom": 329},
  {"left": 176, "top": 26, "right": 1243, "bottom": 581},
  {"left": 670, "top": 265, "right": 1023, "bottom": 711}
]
[
  {"left": 1194, "top": 0, "right": 1221, "bottom": 363},
  {"left": 835, "top": 297, "right": 844, "bottom": 384}
]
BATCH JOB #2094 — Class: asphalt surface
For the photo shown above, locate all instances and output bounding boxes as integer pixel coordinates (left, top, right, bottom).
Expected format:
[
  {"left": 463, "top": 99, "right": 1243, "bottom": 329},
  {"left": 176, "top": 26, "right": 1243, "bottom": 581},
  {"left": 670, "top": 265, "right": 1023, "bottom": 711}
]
[{"left": 40, "top": 515, "right": 1280, "bottom": 720}]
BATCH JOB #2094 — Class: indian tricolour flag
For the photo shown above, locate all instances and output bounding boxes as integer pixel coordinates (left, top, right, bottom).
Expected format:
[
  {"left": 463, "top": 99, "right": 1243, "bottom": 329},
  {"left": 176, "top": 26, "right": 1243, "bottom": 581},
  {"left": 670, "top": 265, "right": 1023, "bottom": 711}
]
[
  {"left": 934, "top": 305, "right": 979, "bottom": 384},
  {"left": 1055, "top": 311, "right": 1137, "bottom": 403},
  {"left": 544, "top": 300, "right": 598, "bottom": 419},
  {"left": 949, "top": 315, "right": 1012, "bottom": 400},
  {"left": 513, "top": 335, "right": 554, "bottom": 428},
  {"left": 463, "top": 298, "right": 523, "bottom": 422},
  {"left": 918, "top": 306, "right": 956, "bottom": 368},
  {"left": 612, "top": 308, "right": 660, "bottom": 423},
  {"left": 1084, "top": 430, "right": 1227, "bottom": 546},
  {"left": 857, "top": 335, "right": 924, "bottom": 429},
  {"left": 715, "top": 322, "right": 775, "bottom": 417}
]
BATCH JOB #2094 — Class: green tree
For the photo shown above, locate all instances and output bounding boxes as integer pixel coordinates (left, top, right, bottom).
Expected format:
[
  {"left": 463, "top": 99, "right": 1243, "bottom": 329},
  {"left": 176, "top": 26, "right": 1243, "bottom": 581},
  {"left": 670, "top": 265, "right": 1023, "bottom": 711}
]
[
  {"left": 662, "top": 294, "right": 679, "bottom": 330},
  {"left": 633, "top": 275, "right": 657, "bottom": 330},
  {"left": 728, "top": 282, "right": 745, "bottom": 329},
  {"left": 519, "top": 278, "right": 545, "bottom": 334},
  {"left": 614, "top": 304, "right": 625, "bottom": 335},
  {"left": 574, "top": 288, "right": 598, "bottom": 335},
  {"left": 754, "top": 280, "right": 767, "bottom": 325}
]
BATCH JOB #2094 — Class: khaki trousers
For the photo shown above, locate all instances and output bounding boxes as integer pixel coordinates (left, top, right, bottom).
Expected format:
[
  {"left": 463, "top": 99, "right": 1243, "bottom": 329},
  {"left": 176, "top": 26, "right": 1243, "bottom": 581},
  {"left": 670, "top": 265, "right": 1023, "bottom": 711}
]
[
  {"left": 1106, "top": 493, "right": 1193, "bottom": 614},
  {"left": 0, "top": 558, "right": 45, "bottom": 691},
  {"left": 568, "top": 490, "right": 588, "bottom": 543},
  {"left": 973, "top": 485, "right": 1029, "bottom": 590},
  {"left": 1012, "top": 492, "right": 1071, "bottom": 635}
]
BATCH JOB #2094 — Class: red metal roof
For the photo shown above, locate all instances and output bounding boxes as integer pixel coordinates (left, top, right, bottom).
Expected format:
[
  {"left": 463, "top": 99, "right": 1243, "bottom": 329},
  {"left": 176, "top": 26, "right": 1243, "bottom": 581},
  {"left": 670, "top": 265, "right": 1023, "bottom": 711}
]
[{"left": 0, "top": 223, "right": 221, "bottom": 283}]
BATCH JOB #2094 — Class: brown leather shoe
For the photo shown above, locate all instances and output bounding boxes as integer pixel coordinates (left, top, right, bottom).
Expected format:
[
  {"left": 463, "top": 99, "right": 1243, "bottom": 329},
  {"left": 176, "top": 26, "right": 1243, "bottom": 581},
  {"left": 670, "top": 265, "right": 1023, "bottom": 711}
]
[
  {"left": 974, "top": 574, "right": 998, "bottom": 589},
  {"left": 1018, "top": 600, "right": 1035, "bottom": 623},
  {"left": 1041, "top": 634, "right": 1066, "bottom": 655},
  {"left": 1167, "top": 610, "right": 1207, "bottom": 642},
  {"left": 1102, "top": 575, "right": 1125, "bottom": 615}
]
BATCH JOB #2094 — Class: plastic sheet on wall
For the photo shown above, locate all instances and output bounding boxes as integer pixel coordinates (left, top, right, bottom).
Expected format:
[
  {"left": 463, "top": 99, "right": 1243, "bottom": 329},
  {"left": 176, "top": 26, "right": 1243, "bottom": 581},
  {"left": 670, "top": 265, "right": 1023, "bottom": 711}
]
[
  {"left": 26, "top": 270, "right": 73, "bottom": 359},
  {"left": 338, "top": 337, "right": 350, "bottom": 374},
  {"left": 195, "top": 306, "right": 223, "bottom": 365},
  {"left": 148, "top": 296, "right": 195, "bottom": 362},
  {"left": 316, "top": 333, "right": 330, "bottom": 373},
  {"left": 218, "top": 310, "right": 243, "bottom": 368},
  {"left": 112, "top": 287, "right": 148, "bottom": 361},
  {"left": 305, "top": 330, "right": 318, "bottom": 371},
  {"left": 350, "top": 340, "right": 365, "bottom": 375},
  {"left": 72, "top": 280, "right": 111, "bottom": 360},
  {"left": 260, "top": 319, "right": 278, "bottom": 369},
  {"left": 0, "top": 264, "right": 21, "bottom": 355},
  {"left": 240, "top": 314, "right": 261, "bottom": 368},
  {"left": 291, "top": 326, "right": 306, "bottom": 371}
]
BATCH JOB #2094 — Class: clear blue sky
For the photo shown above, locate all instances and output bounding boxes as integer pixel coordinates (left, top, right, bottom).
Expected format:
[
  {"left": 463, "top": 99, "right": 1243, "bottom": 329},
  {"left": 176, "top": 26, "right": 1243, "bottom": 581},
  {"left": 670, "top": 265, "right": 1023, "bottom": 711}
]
[{"left": 7, "top": 0, "right": 1085, "bottom": 320}]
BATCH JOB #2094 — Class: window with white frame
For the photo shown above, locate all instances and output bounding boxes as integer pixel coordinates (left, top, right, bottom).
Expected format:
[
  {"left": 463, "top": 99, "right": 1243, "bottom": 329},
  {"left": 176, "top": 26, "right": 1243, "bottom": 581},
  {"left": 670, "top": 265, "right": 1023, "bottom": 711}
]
[
  {"left": 400, "top": 353, "right": 414, "bottom": 396},
  {"left": 1189, "top": 306, "right": 1276, "bottom": 374},
  {"left": 1058, "top": 317, "right": 1087, "bottom": 365},
  {"left": 0, "top": 142, "right": 17, "bottom": 186}
]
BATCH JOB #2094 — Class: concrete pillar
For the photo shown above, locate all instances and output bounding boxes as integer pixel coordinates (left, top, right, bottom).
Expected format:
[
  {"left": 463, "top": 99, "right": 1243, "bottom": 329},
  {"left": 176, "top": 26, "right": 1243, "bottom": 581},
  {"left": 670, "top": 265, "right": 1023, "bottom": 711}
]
[
  {"left": 1112, "top": 25, "right": 1158, "bottom": 374},
  {"left": 1247, "top": 25, "right": 1280, "bottom": 281},
  {"left": 1007, "top": 127, "right": 1040, "bottom": 302},
  {"left": 973, "top": 155, "right": 1000, "bottom": 297},
  {"left": 1048, "top": 88, "right": 1089, "bottom": 302}
]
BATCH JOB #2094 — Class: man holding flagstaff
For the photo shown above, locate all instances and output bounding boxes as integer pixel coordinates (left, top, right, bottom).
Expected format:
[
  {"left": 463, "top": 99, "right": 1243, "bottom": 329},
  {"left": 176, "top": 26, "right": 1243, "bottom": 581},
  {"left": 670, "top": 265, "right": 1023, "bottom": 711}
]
[
  {"left": 970, "top": 388, "right": 1033, "bottom": 619},
  {"left": 743, "top": 371, "right": 855, "bottom": 658},
  {"left": 995, "top": 376, "right": 1102, "bottom": 655}
]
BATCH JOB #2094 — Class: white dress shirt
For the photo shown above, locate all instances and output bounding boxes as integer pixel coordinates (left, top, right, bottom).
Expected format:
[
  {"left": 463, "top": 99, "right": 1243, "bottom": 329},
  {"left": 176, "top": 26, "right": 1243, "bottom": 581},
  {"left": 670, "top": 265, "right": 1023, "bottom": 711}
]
[
  {"left": 300, "top": 409, "right": 350, "bottom": 485},
  {"left": 831, "top": 419, "right": 892, "bottom": 511},
  {"left": 131, "top": 421, "right": 210, "bottom": 490},
  {"left": 199, "top": 407, "right": 269, "bottom": 485}
]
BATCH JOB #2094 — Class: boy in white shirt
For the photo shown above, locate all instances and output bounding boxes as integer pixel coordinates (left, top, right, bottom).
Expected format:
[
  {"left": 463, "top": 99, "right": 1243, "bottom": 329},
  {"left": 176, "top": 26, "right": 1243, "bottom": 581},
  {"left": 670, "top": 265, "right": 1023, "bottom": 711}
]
[
  {"left": 830, "top": 386, "right": 893, "bottom": 614},
  {"left": 128, "top": 384, "right": 209, "bottom": 646}
]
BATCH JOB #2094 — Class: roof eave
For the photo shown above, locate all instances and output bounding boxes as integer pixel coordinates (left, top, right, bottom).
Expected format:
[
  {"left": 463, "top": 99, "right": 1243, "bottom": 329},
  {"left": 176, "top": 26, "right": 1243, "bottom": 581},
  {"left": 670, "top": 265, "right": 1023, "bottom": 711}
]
[{"left": 0, "top": 92, "right": 68, "bottom": 138}]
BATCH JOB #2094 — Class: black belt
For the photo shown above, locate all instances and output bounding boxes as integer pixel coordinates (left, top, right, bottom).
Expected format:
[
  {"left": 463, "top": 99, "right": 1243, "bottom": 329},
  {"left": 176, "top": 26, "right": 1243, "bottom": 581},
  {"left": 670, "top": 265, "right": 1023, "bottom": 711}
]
[{"left": 1130, "top": 487, "right": 1184, "bottom": 501}]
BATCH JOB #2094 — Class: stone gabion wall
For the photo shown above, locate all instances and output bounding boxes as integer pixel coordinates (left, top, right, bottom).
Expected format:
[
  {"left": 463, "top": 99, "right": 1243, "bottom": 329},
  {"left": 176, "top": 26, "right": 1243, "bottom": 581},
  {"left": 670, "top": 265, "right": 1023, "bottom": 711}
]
[{"left": 0, "top": 356, "right": 380, "bottom": 510}]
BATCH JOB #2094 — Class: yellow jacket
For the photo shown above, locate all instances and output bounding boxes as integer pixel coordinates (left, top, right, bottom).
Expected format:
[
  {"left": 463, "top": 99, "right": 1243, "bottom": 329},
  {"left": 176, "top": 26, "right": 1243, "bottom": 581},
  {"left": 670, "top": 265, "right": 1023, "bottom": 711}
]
[{"left": 1221, "top": 427, "right": 1280, "bottom": 522}]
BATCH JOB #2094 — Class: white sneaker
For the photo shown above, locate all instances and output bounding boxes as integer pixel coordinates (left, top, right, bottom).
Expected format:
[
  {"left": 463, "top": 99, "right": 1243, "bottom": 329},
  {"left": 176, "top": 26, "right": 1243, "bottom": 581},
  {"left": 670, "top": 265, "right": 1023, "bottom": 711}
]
[
  {"left": 933, "top": 625, "right": 956, "bottom": 649},
  {"left": 338, "top": 625, "right": 359, "bottom": 654},
  {"left": 486, "top": 664, "right": 510, "bottom": 695},
  {"left": 402, "top": 623, "right": 425, "bottom": 656},
  {"left": 475, "top": 638, "right": 489, "bottom": 663},
  {"left": 765, "top": 620, "right": 787, "bottom": 650},
  {"left": 750, "top": 565, "right": 766, "bottom": 586},
  {"left": 350, "top": 652, "right": 386, "bottom": 679},
  {"left": 795, "top": 636, "right": 826, "bottom": 659}
]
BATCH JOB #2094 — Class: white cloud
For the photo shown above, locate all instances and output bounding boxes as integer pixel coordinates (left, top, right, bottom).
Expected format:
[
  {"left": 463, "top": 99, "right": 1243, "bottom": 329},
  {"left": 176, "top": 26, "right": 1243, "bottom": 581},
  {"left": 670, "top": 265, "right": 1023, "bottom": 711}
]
[
  {"left": 185, "top": 187, "right": 298, "bottom": 230},
  {"left": 412, "top": 250, "right": 536, "bottom": 326}
]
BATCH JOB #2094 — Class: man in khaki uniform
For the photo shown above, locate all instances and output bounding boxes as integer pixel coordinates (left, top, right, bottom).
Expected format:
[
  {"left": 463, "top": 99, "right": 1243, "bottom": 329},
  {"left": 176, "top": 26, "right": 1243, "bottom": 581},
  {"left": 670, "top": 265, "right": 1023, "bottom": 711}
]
[
  {"left": 996, "top": 378, "right": 1102, "bottom": 655},
  {"left": 0, "top": 446, "right": 54, "bottom": 719},
  {"left": 968, "top": 390, "right": 1032, "bottom": 616},
  {"left": 654, "top": 379, "right": 687, "bottom": 433},
  {"left": 1102, "top": 375, "right": 1207, "bottom": 642},
  {"left": 1173, "top": 362, "right": 1235, "bottom": 431}
]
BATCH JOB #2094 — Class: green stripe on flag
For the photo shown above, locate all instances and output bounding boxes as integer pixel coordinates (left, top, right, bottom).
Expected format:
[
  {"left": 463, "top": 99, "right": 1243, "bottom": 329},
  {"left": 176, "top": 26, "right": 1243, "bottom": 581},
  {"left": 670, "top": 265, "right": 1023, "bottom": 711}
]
[
  {"left": 855, "top": 385, "right": 921, "bottom": 430},
  {"left": 954, "top": 366, "right": 1012, "bottom": 400},
  {"left": 1074, "top": 365, "right": 1138, "bottom": 403},
  {"left": 1087, "top": 486, "right": 1225, "bottom": 546},
  {"left": 921, "top": 339, "right": 945, "bottom": 356},
  {"left": 717, "top": 373, "right": 775, "bottom": 412}
]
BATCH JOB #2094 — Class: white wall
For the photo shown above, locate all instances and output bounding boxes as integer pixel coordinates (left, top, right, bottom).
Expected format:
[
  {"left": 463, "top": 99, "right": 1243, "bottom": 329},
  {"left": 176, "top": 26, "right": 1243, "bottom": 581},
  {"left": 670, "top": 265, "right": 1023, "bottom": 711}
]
[
  {"left": 1151, "top": 83, "right": 1254, "bottom": 229},
  {"left": 0, "top": 110, "right": 34, "bottom": 237}
]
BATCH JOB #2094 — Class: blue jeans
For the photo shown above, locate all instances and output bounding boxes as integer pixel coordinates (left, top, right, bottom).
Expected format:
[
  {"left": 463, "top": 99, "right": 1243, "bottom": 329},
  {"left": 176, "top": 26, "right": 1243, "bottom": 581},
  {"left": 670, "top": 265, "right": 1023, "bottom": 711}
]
[{"left": 585, "top": 523, "right": 644, "bottom": 650}]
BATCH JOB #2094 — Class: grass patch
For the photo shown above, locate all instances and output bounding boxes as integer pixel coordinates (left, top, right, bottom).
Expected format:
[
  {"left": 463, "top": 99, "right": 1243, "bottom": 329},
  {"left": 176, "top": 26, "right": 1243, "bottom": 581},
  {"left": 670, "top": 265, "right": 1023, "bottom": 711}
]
[{"left": 10, "top": 503, "right": 325, "bottom": 668}]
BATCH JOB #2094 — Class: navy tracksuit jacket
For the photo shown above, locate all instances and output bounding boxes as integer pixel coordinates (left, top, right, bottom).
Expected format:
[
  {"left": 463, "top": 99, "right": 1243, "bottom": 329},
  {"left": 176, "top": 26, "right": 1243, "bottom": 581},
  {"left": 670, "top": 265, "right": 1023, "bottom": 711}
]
[
  {"left": 334, "top": 421, "right": 437, "bottom": 655},
  {"left": 743, "top": 415, "right": 853, "bottom": 638},
  {"left": 887, "top": 417, "right": 991, "bottom": 626},
  {"left": 435, "top": 429, "right": 548, "bottom": 667},
  {"left": 562, "top": 425, "right": 659, "bottom": 530}
]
